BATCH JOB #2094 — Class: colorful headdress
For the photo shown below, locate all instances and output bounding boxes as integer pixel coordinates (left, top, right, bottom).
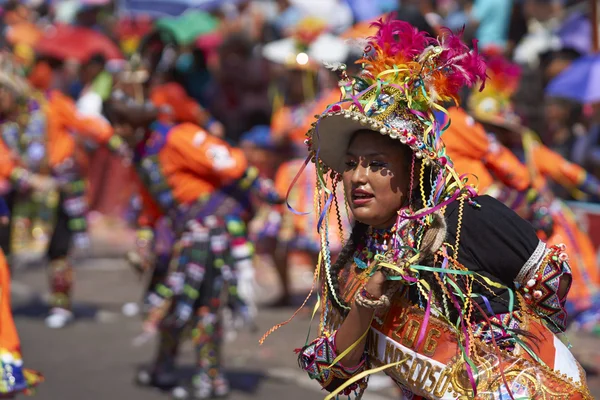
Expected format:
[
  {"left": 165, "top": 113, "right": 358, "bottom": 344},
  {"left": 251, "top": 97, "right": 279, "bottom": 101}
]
[
  {"left": 308, "top": 17, "right": 486, "bottom": 175},
  {"left": 262, "top": 17, "right": 349, "bottom": 69},
  {"left": 468, "top": 54, "right": 523, "bottom": 132}
]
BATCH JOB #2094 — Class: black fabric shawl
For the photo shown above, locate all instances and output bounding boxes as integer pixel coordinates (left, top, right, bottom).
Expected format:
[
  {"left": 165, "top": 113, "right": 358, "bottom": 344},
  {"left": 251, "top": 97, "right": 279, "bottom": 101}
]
[{"left": 414, "top": 195, "right": 541, "bottom": 317}]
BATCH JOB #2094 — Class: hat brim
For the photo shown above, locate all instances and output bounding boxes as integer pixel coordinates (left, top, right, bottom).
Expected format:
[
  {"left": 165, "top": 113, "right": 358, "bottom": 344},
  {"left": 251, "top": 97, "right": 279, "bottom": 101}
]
[{"left": 311, "top": 111, "right": 390, "bottom": 174}]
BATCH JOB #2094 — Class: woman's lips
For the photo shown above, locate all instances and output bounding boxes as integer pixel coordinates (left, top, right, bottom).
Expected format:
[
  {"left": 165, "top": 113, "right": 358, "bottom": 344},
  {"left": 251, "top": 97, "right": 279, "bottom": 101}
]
[{"left": 352, "top": 189, "right": 374, "bottom": 206}]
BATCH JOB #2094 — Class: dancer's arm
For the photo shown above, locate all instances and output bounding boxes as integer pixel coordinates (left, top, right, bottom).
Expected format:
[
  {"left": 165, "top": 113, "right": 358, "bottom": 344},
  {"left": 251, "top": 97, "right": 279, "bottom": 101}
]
[
  {"left": 50, "top": 91, "right": 113, "bottom": 144},
  {"left": 533, "top": 144, "right": 600, "bottom": 198},
  {"left": 298, "top": 271, "right": 385, "bottom": 396},
  {"left": 0, "top": 140, "right": 54, "bottom": 192},
  {"left": 483, "top": 135, "right": 531, "bottom": 191}
]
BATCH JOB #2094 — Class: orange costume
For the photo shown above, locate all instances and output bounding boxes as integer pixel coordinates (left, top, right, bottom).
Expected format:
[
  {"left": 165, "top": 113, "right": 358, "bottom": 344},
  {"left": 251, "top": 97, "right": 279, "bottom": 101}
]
[
  {"left": 150, "top": 82, "right": 212, "bottom": 126},
  {"left": 0, "top": 89, "right": 113, "bottom": 321},
  {"left": 443, "top": 107, "right": 600, "bottom": 314},
  {"left": 458, "top": 53, "right": 600, "bottom": 316},
  {"left": 442, "top": 107, "right": 530, "bottom": 193},
  {"left": 0, "top": 249, "right": 43, "bottom": 395},
  {"left": 129, "top": 122, "right": 247, "bottom": 231},
  {"left": 271, "top": 89, "right": 341, "bottom": 149},
  {"left": 109, "top": 118, "right": 280, "bottom": 397},
  {"left": 274, "top": 159, "right": 350, "bottom": 255},
  {"left": 523, "top": 134, "right": 600, "bottom": 310}
]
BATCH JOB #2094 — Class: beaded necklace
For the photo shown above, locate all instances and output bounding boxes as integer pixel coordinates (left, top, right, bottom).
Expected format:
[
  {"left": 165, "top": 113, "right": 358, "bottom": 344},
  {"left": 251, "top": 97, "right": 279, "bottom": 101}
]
[{"left": 354, "top": 214, "right": 418, "bottom": 273}]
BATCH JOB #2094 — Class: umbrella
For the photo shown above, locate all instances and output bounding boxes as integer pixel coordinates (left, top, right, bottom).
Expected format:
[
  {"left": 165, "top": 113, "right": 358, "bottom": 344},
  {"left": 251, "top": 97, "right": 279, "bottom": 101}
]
[
  {"left": 118, "top": 0, "right": 241, "bottom": 17},
  {"left": 155, "top": 10, "right": 219, "bottom": 45},
  {"left": 556, "top": 11, "right": 592, "bottom": 55},
  {"left": 546, "top": 54, "right": 600, "bottom": 103},
  {"left": 35, "top": 24, "right": 123, "bottom": 62}
]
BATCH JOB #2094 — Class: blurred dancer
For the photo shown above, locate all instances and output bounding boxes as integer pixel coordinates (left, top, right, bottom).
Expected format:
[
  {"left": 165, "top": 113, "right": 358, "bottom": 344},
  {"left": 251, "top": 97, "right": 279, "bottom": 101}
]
[
  {"left": 0, "top": 197, "right": 43, "bottom": 397},
  {"left": 262, "top": 18, "right": 352, "bottom": 306},
  {"left": 466, "top": 54, "right": 600, "bottom": 330},
  {"left": 0, "top": 52, "right": 113, "bottom": 329},
  {"left": 105, "top": 72, "right": 281, "bottom": 399}
]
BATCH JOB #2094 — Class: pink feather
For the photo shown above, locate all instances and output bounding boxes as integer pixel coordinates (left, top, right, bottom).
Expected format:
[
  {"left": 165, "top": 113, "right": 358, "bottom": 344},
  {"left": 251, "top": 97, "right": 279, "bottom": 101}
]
[{"left": 369, "top": 14, "right": 433, "bottom": 60}]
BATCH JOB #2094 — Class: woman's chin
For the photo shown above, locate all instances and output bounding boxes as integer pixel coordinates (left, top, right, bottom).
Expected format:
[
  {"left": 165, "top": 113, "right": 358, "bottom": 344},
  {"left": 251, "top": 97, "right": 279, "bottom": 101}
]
[{"left": 353, "top": 212, "right": 384, "bottom": 228}]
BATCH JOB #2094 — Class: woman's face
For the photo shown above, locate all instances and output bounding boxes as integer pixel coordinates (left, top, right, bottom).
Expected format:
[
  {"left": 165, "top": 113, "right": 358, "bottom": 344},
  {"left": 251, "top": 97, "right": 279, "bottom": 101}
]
[{"left": 342, "top": 131, "right": 411, "bottom": 229}]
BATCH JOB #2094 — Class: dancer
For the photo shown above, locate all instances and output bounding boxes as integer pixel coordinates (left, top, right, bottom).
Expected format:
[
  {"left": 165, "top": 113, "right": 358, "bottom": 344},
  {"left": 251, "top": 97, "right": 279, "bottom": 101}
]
[
  {"left": 104, "top": 82, "right": 281, "bottom": 399},
  {"left": 0, "top": 52, "right": 113, "bottom": 329},
  {"left": 263, "top": 18, "right": 592, "bottom": 399},
  {"left": 0, "top": 196, "right": 43, "bottom": 397},
  {"left": 262, "top": 17, "right": 352, "bottom": 306},
  {"left": 467, "top": 54, "right": 600, "bottom": 330}
]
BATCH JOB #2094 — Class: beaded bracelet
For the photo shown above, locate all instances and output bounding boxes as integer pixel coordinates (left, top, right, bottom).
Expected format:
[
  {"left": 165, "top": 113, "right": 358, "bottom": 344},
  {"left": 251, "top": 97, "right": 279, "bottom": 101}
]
[{"left": 355, "top": 286, "right": 390, "bottom": 309}]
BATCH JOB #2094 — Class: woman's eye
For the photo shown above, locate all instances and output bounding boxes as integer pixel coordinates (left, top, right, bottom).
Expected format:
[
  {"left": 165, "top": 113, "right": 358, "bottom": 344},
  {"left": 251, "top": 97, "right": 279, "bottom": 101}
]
[
  {"left": 369, "top": 161, "right": 387, "bottom": 168},
  {"left": 344, "top": 160, "right": 357, "bottom": 168}
]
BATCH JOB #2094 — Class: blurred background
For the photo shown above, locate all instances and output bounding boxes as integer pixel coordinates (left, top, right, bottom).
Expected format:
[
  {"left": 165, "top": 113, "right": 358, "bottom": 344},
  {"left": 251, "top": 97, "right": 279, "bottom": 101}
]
[{"left": 2, "top": 0, "right": 600, "bottom": 398}]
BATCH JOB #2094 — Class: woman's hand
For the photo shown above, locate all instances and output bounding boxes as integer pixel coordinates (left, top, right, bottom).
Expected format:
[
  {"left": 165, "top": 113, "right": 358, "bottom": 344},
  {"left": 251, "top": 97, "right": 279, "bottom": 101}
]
[{"left": 364, "top": 269, "right": 387, "bottom": 299}]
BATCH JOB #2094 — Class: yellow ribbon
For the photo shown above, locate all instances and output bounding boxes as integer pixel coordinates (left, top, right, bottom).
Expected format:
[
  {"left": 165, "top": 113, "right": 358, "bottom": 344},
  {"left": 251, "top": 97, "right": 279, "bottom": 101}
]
[
  {"left": 324, "top": 357, "right": 410, "bottom": 400},
  {"left": 328, "top": 320, "right": 372, "bottom": 368}
]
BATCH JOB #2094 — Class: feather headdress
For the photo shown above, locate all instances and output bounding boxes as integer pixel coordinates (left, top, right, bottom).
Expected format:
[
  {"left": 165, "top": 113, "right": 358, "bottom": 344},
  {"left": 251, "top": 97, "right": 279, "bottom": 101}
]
[
  {"left": 307, "top": 15, "right": 487, "bottom": 175},
  {"left": 469, "top": 53, "right": 523, "bottom": 132}
]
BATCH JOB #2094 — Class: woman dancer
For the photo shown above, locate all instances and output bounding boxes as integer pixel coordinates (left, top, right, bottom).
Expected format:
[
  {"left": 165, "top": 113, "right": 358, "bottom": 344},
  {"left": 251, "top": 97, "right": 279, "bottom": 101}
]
[
  {"left": 263, "top": 18, "right": 351, "bottom": 306},
  {"left": 264, "top": 18, "right": 592, "bottom": 399}
]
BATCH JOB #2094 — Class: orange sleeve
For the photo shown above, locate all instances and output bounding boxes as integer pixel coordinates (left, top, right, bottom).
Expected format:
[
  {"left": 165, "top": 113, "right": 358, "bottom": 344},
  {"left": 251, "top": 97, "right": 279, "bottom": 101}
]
[
  {"left": 443, "top": 108, "right": 489, "bottom": 159},
  {"left": 484, "top": 140, "right": 531, "bottom": 191},
  {"left": 49, "top": 91, "right": 113, "bottom": 144},
  {"left": 533, "top": 144, "right": 585, "bottom": 188},
  {"left": 0, "top": 140, "right": 16, "bottom": 181},
  {"left": 151, "top": 83, "right": 204, "bottom": 124},
  {"left": 161, "top": 123, "right": 247, "bottom": 182}
]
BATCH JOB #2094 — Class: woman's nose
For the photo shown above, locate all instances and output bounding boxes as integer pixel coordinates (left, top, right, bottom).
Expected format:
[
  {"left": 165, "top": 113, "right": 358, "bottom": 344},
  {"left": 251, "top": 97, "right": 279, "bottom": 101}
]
[{"left": 351, "top": 163, "right": 369, "bottom": 184}]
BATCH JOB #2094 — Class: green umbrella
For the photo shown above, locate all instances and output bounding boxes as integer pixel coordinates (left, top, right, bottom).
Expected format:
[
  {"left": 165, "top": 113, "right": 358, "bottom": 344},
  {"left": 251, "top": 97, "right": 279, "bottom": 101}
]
[{"left": 155, "top": 11, "right": 219, "bottom": 46}]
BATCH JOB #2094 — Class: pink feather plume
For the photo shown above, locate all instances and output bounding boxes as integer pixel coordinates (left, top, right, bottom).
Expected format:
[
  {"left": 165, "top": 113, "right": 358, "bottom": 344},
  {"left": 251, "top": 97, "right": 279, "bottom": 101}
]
[{"left": 368, "top": 14, "right": 433, "bottom": 61}]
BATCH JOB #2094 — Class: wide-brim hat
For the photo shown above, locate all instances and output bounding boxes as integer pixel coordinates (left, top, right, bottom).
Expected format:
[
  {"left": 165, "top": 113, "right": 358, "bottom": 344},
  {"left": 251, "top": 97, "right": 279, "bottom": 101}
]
[
  {"left": 310, "top": 89, "right": 426, "bottom": 174},
  {"left": 305, "top": 17, "right": 487, "bottom": 176}
]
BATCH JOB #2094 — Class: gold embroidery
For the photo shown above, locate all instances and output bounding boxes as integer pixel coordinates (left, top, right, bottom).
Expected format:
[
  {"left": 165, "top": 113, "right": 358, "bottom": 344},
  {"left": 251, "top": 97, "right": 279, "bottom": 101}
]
[
  {"left": 401, "top": 318, "right": 420, "bottom": 348},
  {"left": 423, "top": 328, "right": 441, "bottom": 356}
]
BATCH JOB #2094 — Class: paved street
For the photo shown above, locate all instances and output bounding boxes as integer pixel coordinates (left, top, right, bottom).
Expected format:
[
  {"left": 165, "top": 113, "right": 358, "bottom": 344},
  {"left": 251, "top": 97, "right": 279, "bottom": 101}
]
[{"left": 8, "top": 227, "right": 600, "bottom": 399}]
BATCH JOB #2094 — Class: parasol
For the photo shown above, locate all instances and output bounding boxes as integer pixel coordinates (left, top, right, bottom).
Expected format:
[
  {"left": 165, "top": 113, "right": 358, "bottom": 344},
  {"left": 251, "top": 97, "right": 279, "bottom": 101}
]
[
  {"left": 35, "top": 24, "right": 123, "bottom": 62},
  {"left": 155, "top": 10, "right": 219, "bottom": 45},
  {"left": 546, "top": 54, "right": 600, "bottom": 103},
  {"left": 556, "top": 11, "right": 592, "bottom": 55}
]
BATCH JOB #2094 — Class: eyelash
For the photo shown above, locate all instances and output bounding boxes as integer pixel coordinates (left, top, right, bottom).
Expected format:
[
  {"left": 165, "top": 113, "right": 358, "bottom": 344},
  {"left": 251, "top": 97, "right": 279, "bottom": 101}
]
[{"left": 344, "top": 160, "right": 387, "bottom": 168}]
